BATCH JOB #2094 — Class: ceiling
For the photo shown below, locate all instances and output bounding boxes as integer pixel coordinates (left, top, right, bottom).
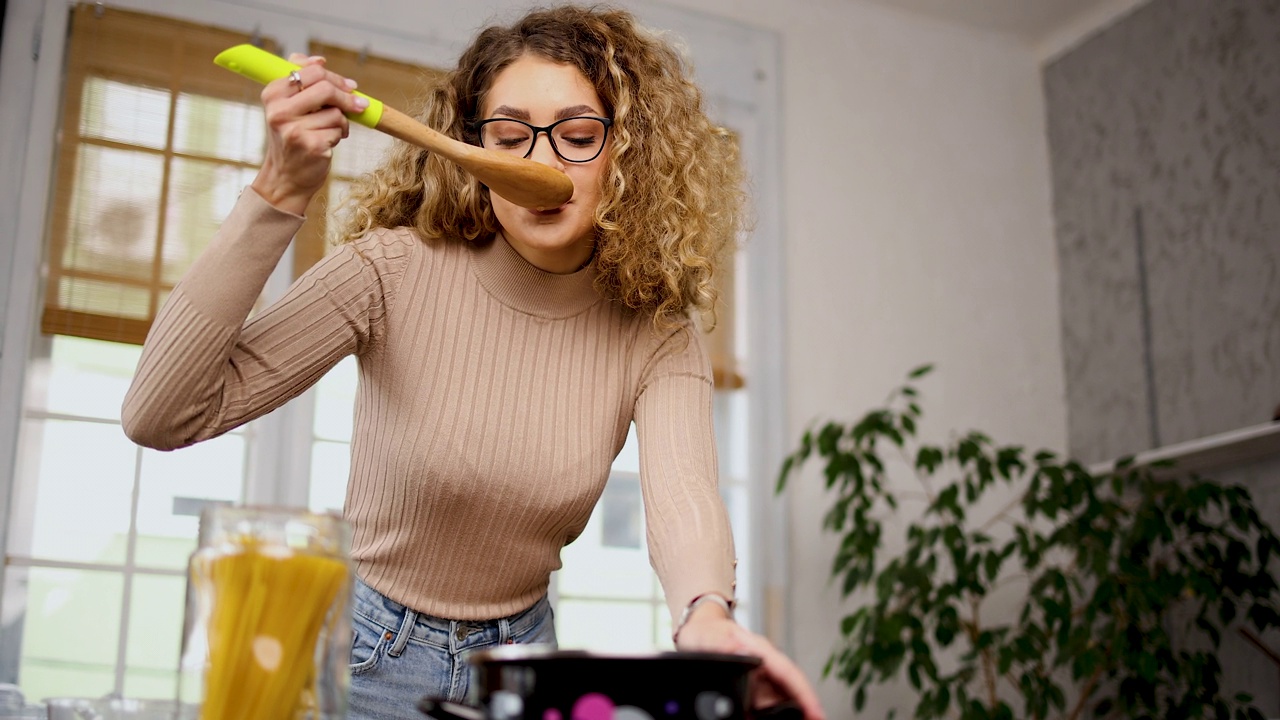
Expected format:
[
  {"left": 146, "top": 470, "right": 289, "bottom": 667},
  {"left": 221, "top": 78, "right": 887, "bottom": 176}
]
[{"left": 856, "top": 0, "right": 1150, "bottom": 58}]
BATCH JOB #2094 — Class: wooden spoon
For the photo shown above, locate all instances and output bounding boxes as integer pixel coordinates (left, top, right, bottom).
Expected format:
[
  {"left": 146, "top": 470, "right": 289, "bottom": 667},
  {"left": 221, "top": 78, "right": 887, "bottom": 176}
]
[{"left": 214, "top": 44, "right": 575, "bottom": 210}]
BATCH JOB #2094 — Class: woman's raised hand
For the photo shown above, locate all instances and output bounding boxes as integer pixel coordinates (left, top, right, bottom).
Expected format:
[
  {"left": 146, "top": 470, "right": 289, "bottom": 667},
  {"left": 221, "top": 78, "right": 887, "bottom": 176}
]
[{"left": 249, "top": 54, "right": 369, "bottom": 216}]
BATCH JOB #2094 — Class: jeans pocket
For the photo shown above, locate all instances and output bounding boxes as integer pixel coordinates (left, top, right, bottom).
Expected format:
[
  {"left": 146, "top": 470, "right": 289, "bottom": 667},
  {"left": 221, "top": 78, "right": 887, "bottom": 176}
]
[{"left": 349, "top": 613, "right": 390, "bottom": 676}]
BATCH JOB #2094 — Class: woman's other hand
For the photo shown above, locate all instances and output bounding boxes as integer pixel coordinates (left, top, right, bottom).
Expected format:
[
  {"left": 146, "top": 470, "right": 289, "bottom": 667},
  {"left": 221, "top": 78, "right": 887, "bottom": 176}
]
[
  {"left": 675, "top": 603, "right": 826, "bottom": 720},
  {"left": 250, "top": 54, "right": 368, "bottom": 215}
]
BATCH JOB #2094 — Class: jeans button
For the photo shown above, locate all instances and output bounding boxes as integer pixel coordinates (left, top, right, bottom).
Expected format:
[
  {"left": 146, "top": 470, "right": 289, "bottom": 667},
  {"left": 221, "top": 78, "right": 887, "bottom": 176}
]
[{"left": 455, "top": 624, "right": 468, "bottom": 641}]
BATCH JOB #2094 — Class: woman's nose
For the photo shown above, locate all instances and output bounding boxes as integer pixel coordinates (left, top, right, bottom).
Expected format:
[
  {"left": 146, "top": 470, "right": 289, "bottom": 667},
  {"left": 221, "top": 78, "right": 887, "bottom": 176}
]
[{"left": 528, "top": 132, "right": 563, "bottom": 167}]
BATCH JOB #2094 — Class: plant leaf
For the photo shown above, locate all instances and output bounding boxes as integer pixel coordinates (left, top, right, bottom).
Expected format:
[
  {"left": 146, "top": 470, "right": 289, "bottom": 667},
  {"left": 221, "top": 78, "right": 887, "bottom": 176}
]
[{"left": 908, "top": 363, "right": 934, "bottom": 379}]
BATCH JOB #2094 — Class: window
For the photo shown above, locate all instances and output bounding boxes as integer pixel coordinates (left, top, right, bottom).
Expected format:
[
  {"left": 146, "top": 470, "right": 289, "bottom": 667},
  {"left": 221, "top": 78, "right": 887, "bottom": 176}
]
[
  {"left": 2, "top": 4, "right": 272, "bottom": 702},
  {"left": 40, "top": 3, "right": 275, "bottom": 346},
  {"left": 4, "top": 336, "right": 247, "bottom": 701},
  {"left": 554, "top": 402, "right": 755, "bottom": 651}
]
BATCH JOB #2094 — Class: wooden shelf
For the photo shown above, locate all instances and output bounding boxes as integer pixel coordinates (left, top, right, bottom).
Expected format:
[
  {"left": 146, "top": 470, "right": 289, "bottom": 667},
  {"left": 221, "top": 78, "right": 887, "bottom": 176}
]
[{"left": 1090, "top": 421, "right": 1280, "bottom": 476}]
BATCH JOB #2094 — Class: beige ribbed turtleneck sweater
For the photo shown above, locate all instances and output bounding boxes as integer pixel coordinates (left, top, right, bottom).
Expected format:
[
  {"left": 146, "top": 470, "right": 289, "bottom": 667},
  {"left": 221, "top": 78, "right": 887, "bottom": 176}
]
[{"left": 122, "top": 188, "right": 735, "bottom": 622}]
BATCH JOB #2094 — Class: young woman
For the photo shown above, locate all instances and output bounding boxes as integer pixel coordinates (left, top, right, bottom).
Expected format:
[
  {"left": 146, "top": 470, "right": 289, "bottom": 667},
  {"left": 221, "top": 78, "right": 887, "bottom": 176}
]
[{"left": 122, "top": 6, "right": 824, "bottom": 719}]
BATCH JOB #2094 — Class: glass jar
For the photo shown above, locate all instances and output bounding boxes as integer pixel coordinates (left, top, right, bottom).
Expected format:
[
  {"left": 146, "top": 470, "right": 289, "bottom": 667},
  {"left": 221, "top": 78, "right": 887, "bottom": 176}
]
[{"left": 177, "top": 506, "right": 352, "bottom": 720}]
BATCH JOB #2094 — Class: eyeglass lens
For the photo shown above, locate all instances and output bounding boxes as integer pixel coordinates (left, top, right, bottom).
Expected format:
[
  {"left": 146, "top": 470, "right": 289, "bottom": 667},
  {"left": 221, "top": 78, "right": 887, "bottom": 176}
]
[{"left": 479, "top": 117, "right": 608, "bottom": 163}]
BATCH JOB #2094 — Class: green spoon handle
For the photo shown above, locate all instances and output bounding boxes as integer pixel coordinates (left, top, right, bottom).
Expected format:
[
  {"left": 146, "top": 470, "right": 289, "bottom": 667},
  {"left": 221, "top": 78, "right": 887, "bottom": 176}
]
[{"left": 213, "top": 44, "right": 384, "bottom": 129}]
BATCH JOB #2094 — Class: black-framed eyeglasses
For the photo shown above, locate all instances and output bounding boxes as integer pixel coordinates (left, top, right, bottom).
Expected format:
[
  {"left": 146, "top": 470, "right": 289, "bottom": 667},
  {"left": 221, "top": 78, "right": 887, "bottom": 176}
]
[{"left": 474, "top": 116, "right": 613, "bottom": 163}]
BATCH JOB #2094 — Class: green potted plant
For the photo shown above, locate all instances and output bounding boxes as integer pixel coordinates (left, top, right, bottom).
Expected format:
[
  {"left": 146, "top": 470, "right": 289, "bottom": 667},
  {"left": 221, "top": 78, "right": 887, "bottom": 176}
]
[{"left": 778, "top": 365, "right": 1280, "bottom": 720}]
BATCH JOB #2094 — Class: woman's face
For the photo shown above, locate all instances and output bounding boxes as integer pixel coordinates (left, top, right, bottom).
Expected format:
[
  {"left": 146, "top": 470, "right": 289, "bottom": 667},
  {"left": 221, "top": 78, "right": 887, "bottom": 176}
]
[{"left": 481, "top": 55, "right": 609, "bottom": 274}]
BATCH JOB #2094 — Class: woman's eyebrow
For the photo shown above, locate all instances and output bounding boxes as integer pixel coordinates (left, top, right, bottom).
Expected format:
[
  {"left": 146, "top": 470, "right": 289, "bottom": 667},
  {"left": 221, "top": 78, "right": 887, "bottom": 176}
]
[
  {"left": 488, "top": 104, "right": 602, "bottom": 121},
  {"left": 490, "top": 105, "right": 531, "bottom": 120},
  {"left": 554, "top": 104, "right": 600, "bottom": 120}
]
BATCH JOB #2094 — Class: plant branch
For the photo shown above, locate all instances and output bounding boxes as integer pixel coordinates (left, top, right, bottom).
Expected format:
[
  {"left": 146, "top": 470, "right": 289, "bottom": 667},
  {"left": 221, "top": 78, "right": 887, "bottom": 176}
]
[
  {"left": 970, "top": 596, "right": 998, "bottom": 709},
  {"left": 1065, "top": 663, "right": 1105, "bottom": 720},
  {"left": 895, "top": 491, "right": 933, "bottom": 503},
  {"left": 1239, "top": 626, "right": 1280, "bottom": 669},
  {"left": 977, "top": 491, "right": 1026, "bottom": 534},
  {"left": 999, "top": 672, "right": 1038, "bottom": 720},
  {"left": 898, "top": 445, "right": 938, "bottom": 505}
]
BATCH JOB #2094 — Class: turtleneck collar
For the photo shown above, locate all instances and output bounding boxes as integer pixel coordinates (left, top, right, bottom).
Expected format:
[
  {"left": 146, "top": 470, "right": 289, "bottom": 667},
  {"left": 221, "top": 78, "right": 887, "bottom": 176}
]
[{"left": 468, "top": 233, "right": 602, "bottom": 319}]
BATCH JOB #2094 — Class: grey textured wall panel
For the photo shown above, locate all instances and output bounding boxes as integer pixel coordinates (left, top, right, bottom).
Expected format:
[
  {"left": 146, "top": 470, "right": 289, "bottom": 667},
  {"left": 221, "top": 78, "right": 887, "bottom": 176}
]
[{"left": 1045, "top": 0, "right": 1280, "bottom": 464}]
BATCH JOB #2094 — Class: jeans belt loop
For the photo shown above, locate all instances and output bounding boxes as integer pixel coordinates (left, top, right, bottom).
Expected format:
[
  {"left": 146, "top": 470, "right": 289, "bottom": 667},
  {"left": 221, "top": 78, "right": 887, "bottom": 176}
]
[{"left": 388, "top": 608, "right": 417, "bottom": 657}]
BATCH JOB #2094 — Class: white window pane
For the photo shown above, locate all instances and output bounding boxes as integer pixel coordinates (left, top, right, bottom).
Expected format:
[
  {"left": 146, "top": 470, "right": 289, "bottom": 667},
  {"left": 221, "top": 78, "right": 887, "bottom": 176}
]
[
  {"left": 719, "top": 483, "right": 753, "bottom": 628},
  {"left": 173, "top": 93, "right": 264, "bottom": 163},
  {"left": 558, "top": 544, "right": 653, "bottom": 600},
  {"left": 313, "top": 357, "right": 357, "bottom": 442},
  {"left": 716, "top": 390, "right": 750, "bottom": 480},
  {"left": 137, "top": 434, "right": 246, "bottom": 570},
  {"left": 80, "top": 78, "right": 169, "bottom": 150},
  {"left": 14, "top": 567, "right": 122, "bottom": 702},
  {"left": 332, "top": 126, "right": 393, "bottom": 178},
  {"left": 600, "top": 479, "right": 641, "bottom": 549},
  {"left": 612, "top": 424, "right": 639, "bottom": 474},
  {"left": 558, "top": 474, "right": 652, "bottom": 601},
  {"left": 35, "top": 337, "right": 142, "bottom": 419},
  {"left": 720, "top": 483, "right": 749, "bottom": 554},
  {"left": 309, "top": 440, "right": 350, "bottom": 514},
  {"left": 555, "top": 600, "right": 654, "bottom": 653},
  {"left": 123, "top": 573, "right": 185, "bottom": 700},
  {"left": 28, "top": 420, "right": 137, "bottom": 564},
  {"left": 654, "top": 600, "right": 674, "bottom": 651}
]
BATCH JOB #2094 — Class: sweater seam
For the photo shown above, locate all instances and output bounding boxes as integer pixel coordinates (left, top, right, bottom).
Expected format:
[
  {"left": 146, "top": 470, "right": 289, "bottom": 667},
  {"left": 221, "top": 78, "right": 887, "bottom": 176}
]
[{"left": 347, "top": 226, "right": 417, "bottom": 357}]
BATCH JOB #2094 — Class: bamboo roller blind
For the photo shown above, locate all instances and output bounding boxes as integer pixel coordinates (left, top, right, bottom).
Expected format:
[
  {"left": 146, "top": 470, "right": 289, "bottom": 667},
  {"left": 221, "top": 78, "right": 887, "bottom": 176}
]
[{"left": 41, "top": 4, "right": 278, "bottom": 346}]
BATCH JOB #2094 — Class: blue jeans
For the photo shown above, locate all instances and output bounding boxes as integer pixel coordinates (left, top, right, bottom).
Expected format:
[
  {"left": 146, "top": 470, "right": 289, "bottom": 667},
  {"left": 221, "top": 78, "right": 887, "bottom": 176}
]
[{"left": 347, "top": 578, "right": 557, "bottom": 720}]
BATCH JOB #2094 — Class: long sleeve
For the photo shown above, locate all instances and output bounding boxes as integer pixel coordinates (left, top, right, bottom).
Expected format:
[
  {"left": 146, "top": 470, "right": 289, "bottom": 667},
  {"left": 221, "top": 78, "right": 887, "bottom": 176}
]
[
  {"left": 121, "top": 188, "right": 407, "bottom": 450},
  {"left": 633, "top": 323, "right": 737, "bottom": 624}
]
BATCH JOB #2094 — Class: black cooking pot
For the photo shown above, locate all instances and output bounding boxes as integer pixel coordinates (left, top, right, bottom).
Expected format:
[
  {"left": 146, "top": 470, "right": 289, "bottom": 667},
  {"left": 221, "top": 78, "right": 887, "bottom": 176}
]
[{"left": 417, "top": 647, "right": 800, "bottom": 720}]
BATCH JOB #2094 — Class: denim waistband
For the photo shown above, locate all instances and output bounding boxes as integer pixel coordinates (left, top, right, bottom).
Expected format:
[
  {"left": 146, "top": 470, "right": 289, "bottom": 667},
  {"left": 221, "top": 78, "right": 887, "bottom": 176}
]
[{"left": 352, "top": 577, "right": 551, "bottom": 654}]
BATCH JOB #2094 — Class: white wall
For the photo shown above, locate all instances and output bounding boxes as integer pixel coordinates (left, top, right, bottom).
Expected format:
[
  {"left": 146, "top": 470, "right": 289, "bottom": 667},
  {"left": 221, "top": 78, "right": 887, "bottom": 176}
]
[
  {"left": 0, "top": 0, "right": 1068, "bottom": 716},
  {"left": 652, "top": 0, "right": 1068, "bottom": 716}
]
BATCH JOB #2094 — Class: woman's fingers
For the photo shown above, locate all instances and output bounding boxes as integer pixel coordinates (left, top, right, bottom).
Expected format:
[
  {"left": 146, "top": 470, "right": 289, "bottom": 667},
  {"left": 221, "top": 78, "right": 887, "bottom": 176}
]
[
  {"left": 278, "top": 107, "right": 349, "bottom": 156},
  {"left": 265, "top": 56, "right": 366, "bottom": 118},
  {"left": 286, "top": 83, "right": 366, "bottom": 129},
  {"left": 748, "top": 639, "right": 825, "bottom": 720},
  {"left": 287, "top": 55, "right": 362, "bottom": 101},
  {"left": 271, "top": 58, "right": 365, "bottom": 152},
  {"left": 675, "top": 614, "right": 825, "bottom": 720},
  {"left": 252, "top": 54, "right": 362, "bottom": 214}
]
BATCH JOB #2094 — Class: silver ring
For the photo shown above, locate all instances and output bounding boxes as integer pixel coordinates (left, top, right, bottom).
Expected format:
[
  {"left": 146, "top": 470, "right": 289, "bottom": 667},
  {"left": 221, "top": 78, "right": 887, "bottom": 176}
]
[{"left": 288, "top": 70, "right": 304, "bottom": 91}]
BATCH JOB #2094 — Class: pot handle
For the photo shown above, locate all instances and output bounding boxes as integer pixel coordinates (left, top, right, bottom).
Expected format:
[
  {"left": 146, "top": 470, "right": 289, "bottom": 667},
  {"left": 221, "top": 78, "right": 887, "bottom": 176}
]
[{"left": 417, "top": 696, "right": 488, "bottom": 720}]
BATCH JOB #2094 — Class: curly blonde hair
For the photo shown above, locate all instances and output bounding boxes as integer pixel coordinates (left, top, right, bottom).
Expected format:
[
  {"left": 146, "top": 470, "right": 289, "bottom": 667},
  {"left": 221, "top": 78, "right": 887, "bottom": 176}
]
[{"left": 337, "top": 4, "right": 747, "bottom": 325}]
